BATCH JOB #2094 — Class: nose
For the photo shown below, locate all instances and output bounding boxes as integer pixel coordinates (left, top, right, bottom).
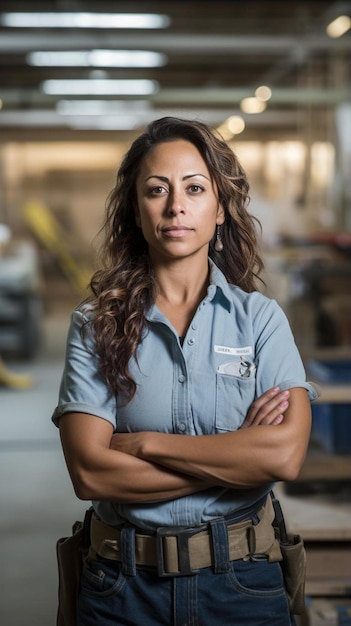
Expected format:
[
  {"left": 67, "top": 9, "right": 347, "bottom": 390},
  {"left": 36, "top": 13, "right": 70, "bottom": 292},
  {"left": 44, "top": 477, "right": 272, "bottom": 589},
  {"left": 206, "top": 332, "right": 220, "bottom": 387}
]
[{"left": 166, "top": 188, "right": 185, "bottom": 216}]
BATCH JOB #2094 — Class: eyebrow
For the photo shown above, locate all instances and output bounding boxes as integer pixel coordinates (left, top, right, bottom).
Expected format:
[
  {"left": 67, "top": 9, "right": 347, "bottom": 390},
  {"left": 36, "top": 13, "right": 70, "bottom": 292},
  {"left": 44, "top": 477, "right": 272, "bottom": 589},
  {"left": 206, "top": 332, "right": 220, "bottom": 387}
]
[{"left": 144, "top": 173, "right": 211, "bottom": 183}]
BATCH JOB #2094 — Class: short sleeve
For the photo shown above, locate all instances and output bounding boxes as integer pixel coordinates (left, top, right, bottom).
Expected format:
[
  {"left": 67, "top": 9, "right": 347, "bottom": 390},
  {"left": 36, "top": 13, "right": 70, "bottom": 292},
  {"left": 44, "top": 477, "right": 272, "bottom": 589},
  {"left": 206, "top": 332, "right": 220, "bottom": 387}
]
[
  {"left": 51, "top": 309, "right": 117, "bottom": 427},
  {"left": 254, "top": 299, "right": 318, "bottom": 401}
]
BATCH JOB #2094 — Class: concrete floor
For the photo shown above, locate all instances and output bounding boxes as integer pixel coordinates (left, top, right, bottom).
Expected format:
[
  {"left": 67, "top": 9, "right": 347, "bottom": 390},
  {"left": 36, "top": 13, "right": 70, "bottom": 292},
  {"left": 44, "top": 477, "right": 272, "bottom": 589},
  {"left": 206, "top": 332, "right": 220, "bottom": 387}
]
[{"left": 0, "top": 312, "right": 86, "bottom": 626}]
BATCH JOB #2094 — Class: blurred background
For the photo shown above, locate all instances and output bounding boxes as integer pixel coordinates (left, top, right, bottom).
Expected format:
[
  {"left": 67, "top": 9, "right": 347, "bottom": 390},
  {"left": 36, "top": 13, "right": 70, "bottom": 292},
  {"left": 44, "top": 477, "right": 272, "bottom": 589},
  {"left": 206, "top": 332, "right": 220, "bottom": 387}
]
[{"left": 0, "top": 1, "right": 350, "bottom": 625}]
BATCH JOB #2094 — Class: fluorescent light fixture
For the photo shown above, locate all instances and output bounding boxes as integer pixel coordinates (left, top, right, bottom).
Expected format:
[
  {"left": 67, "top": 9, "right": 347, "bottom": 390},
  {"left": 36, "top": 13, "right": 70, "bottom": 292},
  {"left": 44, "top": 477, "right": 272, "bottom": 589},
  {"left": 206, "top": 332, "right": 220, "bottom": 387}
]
[
  {"left": 42, "top": 79, "right": 159, "bottom": 95},
  {"left": 1, "top": 12, "right": 170, "bottom": 29},
  {"left": 240, "top": 97, "right": 267, "bottom": 114},
  {"left": 0, "top": 110, "right": 145, "bottom": 130},
  {"left": 27, "top": 50, "right": 167, "bottom": 68},
  {"left": 326, "top": 15, "right": 351, "bottom": 38},
  {"left": 69, "top": 116, "right": 143, "bottom": 130},
  {"left": 56, "top": 100, "right": 151, "bottom": 115}
]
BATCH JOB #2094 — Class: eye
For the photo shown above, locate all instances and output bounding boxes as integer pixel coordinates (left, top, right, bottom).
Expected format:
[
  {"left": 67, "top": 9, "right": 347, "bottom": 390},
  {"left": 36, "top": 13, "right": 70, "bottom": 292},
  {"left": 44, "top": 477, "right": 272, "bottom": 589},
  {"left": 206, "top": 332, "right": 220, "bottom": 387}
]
[
  {"left": 188, "top": 184, "right": 204, "bottom": 193},
  {"left": 149, "top": 185, "right": 168, "bottom": 195}
]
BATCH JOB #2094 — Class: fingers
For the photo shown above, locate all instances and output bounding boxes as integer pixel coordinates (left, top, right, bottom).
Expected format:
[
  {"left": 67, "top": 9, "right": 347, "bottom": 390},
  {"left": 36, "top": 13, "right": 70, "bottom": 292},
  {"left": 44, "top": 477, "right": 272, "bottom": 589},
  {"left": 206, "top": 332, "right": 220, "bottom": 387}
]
[{"left": 242, "top": 387, "right": 290, "bottom": 428}]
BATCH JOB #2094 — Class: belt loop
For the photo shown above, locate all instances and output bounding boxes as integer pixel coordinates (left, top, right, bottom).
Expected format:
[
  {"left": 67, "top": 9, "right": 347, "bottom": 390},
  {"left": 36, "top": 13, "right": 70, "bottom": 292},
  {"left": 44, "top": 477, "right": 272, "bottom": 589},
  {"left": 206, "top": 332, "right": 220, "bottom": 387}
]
[
  {"left": 120, "top": 526, "right": 136, "bottom": 577},
  {"left": 209, "top": 518, "right": 230, "bottom": 574},
  {"left": 247, "top": 525, "right": 257, "bottom": 557}
]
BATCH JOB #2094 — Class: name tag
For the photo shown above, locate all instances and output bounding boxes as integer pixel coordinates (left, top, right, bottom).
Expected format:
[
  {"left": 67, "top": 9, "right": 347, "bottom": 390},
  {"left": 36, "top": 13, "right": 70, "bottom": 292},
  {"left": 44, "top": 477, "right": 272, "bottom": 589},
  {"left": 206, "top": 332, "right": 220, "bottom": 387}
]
[{"left": 214, "top": 345, "right": 253, "bottom": 356}]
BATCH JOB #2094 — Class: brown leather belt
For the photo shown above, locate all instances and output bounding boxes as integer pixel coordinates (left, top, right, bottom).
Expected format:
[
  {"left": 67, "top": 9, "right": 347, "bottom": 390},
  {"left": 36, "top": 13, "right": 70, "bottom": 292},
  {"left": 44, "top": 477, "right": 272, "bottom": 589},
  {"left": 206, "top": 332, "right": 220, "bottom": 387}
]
[{"left": 90, "top": 497, "right": 282, "bottom": 577}]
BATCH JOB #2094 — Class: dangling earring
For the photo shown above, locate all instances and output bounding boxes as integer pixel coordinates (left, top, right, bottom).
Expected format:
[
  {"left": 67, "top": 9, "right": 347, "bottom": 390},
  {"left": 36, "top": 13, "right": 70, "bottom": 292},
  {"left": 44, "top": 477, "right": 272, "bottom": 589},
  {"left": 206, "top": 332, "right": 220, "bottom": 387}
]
[{"left": 214, "top": 224, "right": 223, "bottom": 251}]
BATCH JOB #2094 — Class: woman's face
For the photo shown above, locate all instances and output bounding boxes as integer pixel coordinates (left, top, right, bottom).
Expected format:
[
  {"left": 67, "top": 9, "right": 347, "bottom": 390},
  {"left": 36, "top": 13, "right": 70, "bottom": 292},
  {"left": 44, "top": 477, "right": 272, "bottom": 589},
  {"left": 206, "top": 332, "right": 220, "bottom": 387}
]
[{"left": 135, "top": 140, "right": 224, "bottom": 264}]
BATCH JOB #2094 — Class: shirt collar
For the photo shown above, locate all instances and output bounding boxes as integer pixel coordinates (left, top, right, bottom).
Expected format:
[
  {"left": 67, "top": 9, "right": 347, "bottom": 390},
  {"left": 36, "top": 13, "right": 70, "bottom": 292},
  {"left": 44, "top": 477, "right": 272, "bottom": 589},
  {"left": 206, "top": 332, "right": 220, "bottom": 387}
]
[{"left": 207, "top": 258, "right": 233, "bottom": 312}]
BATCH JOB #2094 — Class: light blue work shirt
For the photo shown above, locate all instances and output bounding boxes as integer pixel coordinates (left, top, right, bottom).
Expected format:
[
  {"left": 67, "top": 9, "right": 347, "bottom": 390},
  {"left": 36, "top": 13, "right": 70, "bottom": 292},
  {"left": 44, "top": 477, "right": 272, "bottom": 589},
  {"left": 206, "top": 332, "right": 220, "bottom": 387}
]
[{"left": 52, "top": 260, "right": 317, "bottom": 530}]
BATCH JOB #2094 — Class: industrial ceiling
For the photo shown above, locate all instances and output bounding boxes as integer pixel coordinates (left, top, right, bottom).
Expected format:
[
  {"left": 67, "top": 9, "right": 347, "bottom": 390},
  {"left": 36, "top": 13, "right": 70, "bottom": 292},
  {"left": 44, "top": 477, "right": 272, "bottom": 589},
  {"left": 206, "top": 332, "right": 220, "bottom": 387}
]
[{"left": 0, "top": 0, "right": 350, "bottom": 141}]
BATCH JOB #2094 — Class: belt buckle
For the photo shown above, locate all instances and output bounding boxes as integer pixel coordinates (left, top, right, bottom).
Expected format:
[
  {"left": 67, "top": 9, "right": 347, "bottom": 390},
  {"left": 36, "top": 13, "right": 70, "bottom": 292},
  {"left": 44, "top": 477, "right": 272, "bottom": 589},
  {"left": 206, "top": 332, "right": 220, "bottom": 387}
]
[{"left": 156, "top": 526, "right": 201, "bottom": 577}]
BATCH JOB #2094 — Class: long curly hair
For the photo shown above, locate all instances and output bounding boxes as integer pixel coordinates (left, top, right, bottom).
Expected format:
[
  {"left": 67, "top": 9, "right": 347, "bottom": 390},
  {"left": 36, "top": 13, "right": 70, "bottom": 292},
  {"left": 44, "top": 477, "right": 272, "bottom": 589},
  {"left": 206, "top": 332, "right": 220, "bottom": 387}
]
[{"left": 85, "top": 117, "right": 263, "bottom": 401}]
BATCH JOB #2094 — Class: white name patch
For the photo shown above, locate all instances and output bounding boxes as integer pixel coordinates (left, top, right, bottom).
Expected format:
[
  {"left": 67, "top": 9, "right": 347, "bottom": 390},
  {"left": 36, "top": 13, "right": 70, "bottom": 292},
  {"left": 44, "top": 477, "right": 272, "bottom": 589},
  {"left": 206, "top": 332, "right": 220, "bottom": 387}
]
[{"left": 214, "top": 345, "right": 253, "bottom": 356}]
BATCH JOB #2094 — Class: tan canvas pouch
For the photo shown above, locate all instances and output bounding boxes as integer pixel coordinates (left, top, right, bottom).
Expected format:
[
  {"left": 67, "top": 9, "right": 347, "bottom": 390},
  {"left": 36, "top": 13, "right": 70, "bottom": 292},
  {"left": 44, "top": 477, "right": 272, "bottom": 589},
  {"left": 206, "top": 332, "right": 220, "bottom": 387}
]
[
  {"left": 271, "top": 492, "right": 307, "bottom": 615},
  {"left": 56, "top": 509, "right": 93, "bottom": 626},
  {"left": 56, "top": 522, "right": 83, "bottom": 626},
  {"left": 279, "top": 533, "right": 307, "bottom": 615}
]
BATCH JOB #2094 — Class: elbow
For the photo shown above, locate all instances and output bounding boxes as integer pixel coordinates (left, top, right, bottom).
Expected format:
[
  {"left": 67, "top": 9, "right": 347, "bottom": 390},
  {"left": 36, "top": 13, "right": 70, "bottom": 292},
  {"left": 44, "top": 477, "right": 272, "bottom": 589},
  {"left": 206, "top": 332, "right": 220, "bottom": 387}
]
[
  {"left": 69, "top": 466, "right": 99, "bottom": 500},
  {"left": 73, "top": 482, "right": 93, "bottom": 501},
  {"left": 69, "top": 465, "right": 132, "bottom": 503},
  {"left": 270, "top": 444, "right": 306, "bottom": 483},
  {"left": 275, "top": 458, "right": 305, "bottom": 484},
  {"left": 278, "top": 460, "right": 302, "bottom": 483}
]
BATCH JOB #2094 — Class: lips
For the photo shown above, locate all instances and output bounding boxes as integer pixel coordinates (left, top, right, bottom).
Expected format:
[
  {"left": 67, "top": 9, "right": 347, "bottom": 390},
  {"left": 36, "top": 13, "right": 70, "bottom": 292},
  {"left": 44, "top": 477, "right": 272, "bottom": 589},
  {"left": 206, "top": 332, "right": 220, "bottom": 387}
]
[{"left": 162, "top": 225, "right": 193, "bottom": 237}]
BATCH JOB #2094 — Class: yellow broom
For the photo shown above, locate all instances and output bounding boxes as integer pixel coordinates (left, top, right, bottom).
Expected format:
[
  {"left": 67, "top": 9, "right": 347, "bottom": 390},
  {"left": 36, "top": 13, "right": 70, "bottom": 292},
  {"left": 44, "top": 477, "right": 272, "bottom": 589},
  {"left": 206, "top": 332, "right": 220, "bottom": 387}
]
[{"left": 0, "top": 356, "right": 34, "bottom": 389}]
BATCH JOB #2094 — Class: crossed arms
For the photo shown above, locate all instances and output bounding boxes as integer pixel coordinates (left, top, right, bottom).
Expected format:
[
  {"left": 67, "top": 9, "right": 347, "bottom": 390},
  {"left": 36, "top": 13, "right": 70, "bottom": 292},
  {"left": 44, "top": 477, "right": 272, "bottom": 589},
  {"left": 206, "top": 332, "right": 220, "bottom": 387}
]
[{"left": 59, "top": 386, "right": 311, "bottom": 504}]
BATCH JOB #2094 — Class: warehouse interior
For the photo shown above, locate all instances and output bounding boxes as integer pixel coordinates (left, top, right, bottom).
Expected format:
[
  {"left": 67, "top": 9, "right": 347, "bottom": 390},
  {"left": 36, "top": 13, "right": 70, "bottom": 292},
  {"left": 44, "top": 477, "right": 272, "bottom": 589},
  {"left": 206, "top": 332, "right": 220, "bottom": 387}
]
[{"left": 0, "top": 1, "right": 350, "bottom": 624}]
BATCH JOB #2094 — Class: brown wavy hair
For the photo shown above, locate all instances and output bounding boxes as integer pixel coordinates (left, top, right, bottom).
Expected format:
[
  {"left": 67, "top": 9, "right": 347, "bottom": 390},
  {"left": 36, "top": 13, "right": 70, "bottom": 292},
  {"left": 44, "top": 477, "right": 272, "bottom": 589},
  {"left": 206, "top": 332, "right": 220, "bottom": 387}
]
[{"left": 84, "top": 117, "right": 263, "bottom": 401}]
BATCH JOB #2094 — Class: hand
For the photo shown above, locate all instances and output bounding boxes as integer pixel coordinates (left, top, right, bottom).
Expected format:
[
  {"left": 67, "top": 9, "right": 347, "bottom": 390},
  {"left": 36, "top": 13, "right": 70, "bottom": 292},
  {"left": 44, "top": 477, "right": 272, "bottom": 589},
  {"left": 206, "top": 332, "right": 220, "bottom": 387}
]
[{"left": 240, "top": 387, "right": 290, "bottom": 429}]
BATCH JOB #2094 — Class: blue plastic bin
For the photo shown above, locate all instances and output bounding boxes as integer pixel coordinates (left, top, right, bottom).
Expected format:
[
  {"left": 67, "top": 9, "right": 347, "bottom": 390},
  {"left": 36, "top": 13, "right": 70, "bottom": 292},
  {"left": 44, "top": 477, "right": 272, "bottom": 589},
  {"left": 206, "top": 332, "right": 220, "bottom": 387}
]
[
  {"left": 308, "top": 359, "right": 351, "bottom": 384},
  {"left": 311, "top": 403, "right": 350, "bottom": 453},
  {"left": 308, "top": 360, "right": 351, "bottom": 454}
]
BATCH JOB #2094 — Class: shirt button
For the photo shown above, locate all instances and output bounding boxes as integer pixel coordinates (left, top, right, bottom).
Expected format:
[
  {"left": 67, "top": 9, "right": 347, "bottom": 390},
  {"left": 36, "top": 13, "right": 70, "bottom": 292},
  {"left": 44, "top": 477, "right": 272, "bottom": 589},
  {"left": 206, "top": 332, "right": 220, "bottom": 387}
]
[
  {"left": 191, "top": 323, "right": 197, "bottom": 330},
  {"left": 187, "top": 338, "right": 195, "bottom": 345},
  {"left": 178, "top": 422, "right": 186, "bottom": 432},
  {"left": 178, "top": 375, "right": 186, "bottom": 383}
]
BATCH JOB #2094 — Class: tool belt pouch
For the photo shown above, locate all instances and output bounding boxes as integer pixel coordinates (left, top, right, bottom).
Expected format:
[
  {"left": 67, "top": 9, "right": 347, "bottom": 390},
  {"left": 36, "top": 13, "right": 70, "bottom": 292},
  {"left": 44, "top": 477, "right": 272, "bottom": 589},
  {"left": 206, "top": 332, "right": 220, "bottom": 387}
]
[
  {"left": 279, "top": 533, "right": 306, "bottom": 615},
  {"left": 56, "top": 509, "right": 92, "bottom": 626},
  {"left": 271, "top": 492, "right": 306, "bottom": 615}
]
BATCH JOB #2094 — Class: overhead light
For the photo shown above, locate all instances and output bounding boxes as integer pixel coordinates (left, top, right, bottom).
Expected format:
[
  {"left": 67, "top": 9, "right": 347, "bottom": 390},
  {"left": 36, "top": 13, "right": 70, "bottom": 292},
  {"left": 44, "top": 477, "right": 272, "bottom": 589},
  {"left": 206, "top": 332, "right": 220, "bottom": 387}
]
[
  {"left": 0, "top": 109, "right": 145, "bottom": 130},
  {"left": 56, "top": 100, "right": 151, "bottom": 115},
  {"left": 326, "top": 15, "right": 351, "bottom": 38},
  {"left": 27, "top": 50, "right": 167, "bottom": 68},
  {"left": 226, "top": 116, "right": 245, "bottom": 135},
  {"left": 255, "top": 86, "right": 272, "bottom": 102},
  {"left": 217, "top": 115, "right": 245, "bottom": 140},
  {"left": 216, "top": 125, "right": 233, "bottom": 141},
  {"left": 240, "top": 97, "right": 267, "bottom": 114},
  {"left": 68, "top": 116, "right": 143, "bottom": 130},
  {"left": 0, "top": 12, "right": 170, "bottom": 29},
  {"left": 41, "top": 79, "right": 159, "bottom": 95}
]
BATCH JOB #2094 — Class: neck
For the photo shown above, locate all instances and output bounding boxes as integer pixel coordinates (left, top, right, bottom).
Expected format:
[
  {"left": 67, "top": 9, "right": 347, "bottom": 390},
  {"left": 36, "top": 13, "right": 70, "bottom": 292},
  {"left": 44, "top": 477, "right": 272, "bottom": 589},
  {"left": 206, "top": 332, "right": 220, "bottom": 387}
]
[
  {"left": 152, "top": 255, "right": 210, "bottom": 336},
  {"left": 153, "top": 256, "right": 210, "bottom": 306}
]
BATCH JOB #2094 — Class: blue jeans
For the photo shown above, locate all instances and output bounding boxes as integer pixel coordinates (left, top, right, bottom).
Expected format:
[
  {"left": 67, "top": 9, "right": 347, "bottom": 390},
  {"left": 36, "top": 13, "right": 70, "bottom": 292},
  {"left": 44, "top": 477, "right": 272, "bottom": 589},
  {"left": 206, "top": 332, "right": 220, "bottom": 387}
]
[{"left": 77, "top": 526, "right": 294, "bottom": 625}]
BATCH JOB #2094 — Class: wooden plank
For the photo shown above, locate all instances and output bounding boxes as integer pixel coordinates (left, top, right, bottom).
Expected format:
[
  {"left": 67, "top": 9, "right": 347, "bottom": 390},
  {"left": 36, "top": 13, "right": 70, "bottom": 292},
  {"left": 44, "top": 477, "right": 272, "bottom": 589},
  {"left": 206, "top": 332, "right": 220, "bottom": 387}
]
[
  {"left": 305, "top": 580, "right": 351, "bottom": 596},
  {"left": 305, "top": 542, "right": 351, "bottom": 580},
  {"left": 315, "top": 385, "right": 351, "bottom": 403},
  {"left": 276, "top": 484, "right": 351, "bottom": 541},
  {"left": 297, "top": 452, "right": 351, "bottom": 482}
]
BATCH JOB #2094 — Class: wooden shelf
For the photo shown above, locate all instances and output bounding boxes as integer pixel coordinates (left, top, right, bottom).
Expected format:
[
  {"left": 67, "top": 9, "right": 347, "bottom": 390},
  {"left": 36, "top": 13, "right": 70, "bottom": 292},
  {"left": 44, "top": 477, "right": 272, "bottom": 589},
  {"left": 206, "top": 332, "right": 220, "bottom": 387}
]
[{"left": 276, "top": 476, "right": 351, "bottom": 598}]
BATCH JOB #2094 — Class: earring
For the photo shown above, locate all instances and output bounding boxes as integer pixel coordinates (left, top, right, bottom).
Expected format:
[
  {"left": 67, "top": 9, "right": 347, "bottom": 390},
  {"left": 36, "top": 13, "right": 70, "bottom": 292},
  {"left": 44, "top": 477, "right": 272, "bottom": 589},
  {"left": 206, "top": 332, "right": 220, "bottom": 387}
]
[{"left": 214, "top": 224, "right": 223, "bottom": 251}]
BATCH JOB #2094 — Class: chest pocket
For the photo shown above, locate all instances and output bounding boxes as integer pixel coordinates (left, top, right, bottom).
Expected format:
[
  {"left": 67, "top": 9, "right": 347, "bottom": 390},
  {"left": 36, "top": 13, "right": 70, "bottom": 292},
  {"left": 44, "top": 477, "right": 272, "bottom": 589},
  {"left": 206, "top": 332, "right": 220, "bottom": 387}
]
[{"left": 215, "top": 372, "right": 256, "bottom": 432}]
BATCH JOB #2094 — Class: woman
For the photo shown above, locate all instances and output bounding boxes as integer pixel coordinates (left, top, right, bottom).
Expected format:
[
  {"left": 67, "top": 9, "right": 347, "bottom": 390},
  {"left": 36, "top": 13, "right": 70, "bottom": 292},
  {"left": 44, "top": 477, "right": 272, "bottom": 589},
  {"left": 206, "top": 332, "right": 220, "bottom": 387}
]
[{"left": 53, "top": 117, "right": 317, "bottom": 625}]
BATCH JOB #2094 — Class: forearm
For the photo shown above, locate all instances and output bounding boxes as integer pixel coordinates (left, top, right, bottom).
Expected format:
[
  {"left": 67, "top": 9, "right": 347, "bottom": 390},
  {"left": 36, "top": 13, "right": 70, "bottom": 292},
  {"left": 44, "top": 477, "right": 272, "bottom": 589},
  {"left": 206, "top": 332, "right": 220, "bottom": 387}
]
[
  {"left": 138, "top": 427, "right": 285, "bottom": 488},
  {"left": 115, "top": 388, "right": 311, "bottom": 489},
  {"left": 59, "top": 413, "right": 212, "bottom": 503},
  {"left": 75, "top": 449, "right": 212, "bottom": 503}
]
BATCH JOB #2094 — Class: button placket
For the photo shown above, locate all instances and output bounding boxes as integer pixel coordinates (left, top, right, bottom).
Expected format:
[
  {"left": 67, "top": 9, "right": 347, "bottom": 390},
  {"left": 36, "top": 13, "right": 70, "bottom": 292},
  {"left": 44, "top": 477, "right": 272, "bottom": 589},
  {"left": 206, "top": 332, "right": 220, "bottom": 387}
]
[{"left": 172, "top": 300, "right": 202, "bottom": 434}]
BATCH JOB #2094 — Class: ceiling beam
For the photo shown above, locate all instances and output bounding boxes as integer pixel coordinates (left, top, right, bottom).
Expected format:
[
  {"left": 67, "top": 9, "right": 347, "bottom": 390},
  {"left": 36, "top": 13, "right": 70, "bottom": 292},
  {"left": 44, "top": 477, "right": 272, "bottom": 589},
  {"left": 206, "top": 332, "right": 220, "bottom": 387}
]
[
  {"left": 1, "top": 86, "right": 349, "bottom": 108},
  {"left": 0, "top": 32, "right": 349, "bottom": 54}
]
